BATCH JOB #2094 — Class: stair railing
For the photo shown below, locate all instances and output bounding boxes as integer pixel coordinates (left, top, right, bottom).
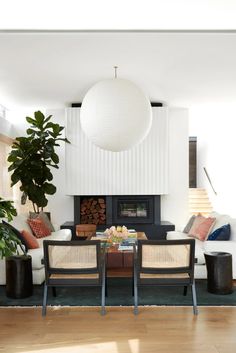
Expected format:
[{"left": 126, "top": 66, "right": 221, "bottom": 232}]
[{"left": 203, "top": 167, "right": 217, "bottom": 195}]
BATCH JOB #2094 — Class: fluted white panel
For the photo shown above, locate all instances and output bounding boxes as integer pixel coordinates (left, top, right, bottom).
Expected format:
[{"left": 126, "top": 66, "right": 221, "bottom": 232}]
[{"left": 65, "top": 107, "right": 169, "bottom": 195}]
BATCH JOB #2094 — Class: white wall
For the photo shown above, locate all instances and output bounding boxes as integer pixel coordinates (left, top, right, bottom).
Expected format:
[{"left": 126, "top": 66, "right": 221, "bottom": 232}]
[
  {"left": 189, "top": 103, "right": 236, "bottom": 218},
  {"left": 161, "top": 108, "right": 189, "bottom": 229},
  {"left": 0, "top": 116, "right": 18, "bottom": 140}
]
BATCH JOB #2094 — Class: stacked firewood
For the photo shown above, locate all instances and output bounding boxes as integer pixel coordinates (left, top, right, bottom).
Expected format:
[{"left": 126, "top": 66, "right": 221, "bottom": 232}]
[{"left": 80, "top": 197, "right": 106, "bottom": 224}]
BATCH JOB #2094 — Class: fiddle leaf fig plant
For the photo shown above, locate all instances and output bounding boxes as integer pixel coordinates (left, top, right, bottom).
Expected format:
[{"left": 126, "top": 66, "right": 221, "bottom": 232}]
[
  {"left": 0, "top": 197, "right": 17, "bottom": 221},
  {"left": 8, "top": 111, "right": 70, "bottom": 213},
  {"left": 0, "top": 197, "right": 25, "bottom": 258}
]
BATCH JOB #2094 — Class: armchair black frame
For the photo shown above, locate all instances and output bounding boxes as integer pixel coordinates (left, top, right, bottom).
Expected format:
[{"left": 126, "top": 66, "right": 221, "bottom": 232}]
[
  {"left": 133, "top": 239, "right": 198, "bottom": 315},
  {"left": 42, "top": 240, "right": 106, "bottom": 316}
]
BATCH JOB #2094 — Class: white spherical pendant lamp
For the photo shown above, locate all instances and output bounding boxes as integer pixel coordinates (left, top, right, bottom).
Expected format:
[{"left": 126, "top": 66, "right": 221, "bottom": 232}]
[{"left": 80, "top": 70, "right": 152, "bottom": 152}]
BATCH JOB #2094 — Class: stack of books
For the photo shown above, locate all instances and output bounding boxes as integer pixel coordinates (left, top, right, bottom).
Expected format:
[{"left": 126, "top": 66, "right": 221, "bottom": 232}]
[
  {"left": 118, "top": 234, "right": 137, "bottom": 250},
  {"left": 91, "top": 232, "right": 107, "bottom": 241}
]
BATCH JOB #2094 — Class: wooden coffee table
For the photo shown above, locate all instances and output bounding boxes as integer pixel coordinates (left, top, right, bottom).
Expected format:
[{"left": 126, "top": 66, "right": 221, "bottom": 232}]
[{"left": 93, "top": 232, "right": 147, "bottom": 278}]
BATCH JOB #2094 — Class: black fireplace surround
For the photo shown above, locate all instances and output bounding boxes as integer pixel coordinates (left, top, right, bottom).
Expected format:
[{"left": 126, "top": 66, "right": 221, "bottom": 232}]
[
  {"left": 74, "top": 195, "right": 160, "bottom": 225},
  {"left": 60, "top": 195, "right": 175, "bottom": 240}
]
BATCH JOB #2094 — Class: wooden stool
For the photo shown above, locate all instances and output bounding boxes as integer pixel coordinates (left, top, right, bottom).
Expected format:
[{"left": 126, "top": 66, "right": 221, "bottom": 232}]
[{"left": 76, "top": 224, "right": 97, "bottom": 240}]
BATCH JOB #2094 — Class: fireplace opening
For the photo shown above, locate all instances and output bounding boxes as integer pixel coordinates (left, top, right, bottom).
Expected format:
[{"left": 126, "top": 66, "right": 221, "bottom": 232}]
[
  {"left": 113, "top": 196, "right": 155, "bottom": 224},
  {"left": 119, "top": 201, "right": 148, "bottom": 218}
]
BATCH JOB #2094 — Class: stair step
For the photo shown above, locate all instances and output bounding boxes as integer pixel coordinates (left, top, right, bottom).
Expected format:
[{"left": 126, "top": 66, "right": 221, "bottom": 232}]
[
  {"left": 189, "top": 191, "right": 208, "bottom": 195},
  {"left": 189, "top": 193, "right": 209, "bottom": 197},
  {"left": 189, "top": 199, "right": 211, "bottom": 204},
  {"left": 189, "top": 206, "right": 213, "bottom": 212},
  {"left": 189, "top": 187, "right": 213, "bottom": 216},
  {"left": 189, "top": 188, "right": 207, "bottom": 193},
  {"left": 189, "top": 203, "right": 212, "bottom": 210},
  {"left": 189, "top": 188, "right": 206, "bottom": 191},
  {"left": 189, "top": 197, "right": 210, "bottom": 202}
]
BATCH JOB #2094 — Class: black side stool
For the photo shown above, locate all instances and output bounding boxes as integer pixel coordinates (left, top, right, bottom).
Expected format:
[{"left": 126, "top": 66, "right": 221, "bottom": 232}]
[
  {"left": 204, "top": 252, "right": 233, "bottom": 295},
  {"left": 6, "top": 255, "right": 33, "bottom": 298}
]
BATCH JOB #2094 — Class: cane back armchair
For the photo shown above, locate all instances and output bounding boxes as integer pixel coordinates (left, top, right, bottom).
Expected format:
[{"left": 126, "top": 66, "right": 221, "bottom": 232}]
[
  {"left": 133, "top": 239, "right": 198, "bottom": 315},
  {"left": 42, "top": 240, "right": 106, "bottom": 316}
]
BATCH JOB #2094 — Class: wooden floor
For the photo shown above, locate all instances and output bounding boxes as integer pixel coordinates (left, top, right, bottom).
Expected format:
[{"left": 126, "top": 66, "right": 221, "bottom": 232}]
[{"left": 0, "top": 306, "right": 236, "bottom": 353}]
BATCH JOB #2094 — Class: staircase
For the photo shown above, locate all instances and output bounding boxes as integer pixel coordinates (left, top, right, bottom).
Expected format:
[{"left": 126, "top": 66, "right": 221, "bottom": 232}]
[{"left": 189, "top": 188, "right": 213, "bottom": 216}]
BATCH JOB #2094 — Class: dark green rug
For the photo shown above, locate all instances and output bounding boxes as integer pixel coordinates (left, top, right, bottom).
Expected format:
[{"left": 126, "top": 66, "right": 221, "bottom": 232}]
[{"left": 0, "top": 279, "right": 235, "bottom": 307}]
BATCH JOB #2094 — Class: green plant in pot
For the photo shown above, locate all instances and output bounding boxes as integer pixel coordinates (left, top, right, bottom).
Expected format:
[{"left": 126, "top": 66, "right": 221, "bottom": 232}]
[
  {"left": 0, "top": 198, "right": 32, "bottom": 298},
  {"left": 8, "top": 111, "right": 70, "bottom": 213},
  {"left": 0, "top": 197, "right": 25, "bottom": 258}
]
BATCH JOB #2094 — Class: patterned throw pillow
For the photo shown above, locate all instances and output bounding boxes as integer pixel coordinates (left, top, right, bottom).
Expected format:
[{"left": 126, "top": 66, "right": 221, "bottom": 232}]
[
  {"left": 208, "top": 224, "right": 231, "bottom": 241},
  {"left": 183, "top": 215, "right": 196, "bottom": 233},
  {"left": 29, "top": 211, "right": 55, "bottom": 232},
  {"left": 188, "top": 215, "right": 216, "bottom": 241},
  {"left": 21, "top": 230, "right": 39, "bottom": 249},
  {"left": 27, "top": 217, "right": 51, "bottom": 238}
]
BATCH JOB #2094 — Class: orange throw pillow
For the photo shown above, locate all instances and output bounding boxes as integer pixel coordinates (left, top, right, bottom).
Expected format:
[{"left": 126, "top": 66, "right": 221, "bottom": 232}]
[
  {"left": 27, "top": 217, "right": 51, "bottom": 238},
  {"left": 21, "top": 230, "right": 39, "bottom": 249},
  {"left": 188, "top": 215, "right": 216, "bottom": 241}
]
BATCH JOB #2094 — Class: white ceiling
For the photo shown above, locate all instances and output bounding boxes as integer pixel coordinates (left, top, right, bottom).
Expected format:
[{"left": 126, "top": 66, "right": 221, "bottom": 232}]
[{"left": 1, "top": 31, "right": 236, "bottom": 109}]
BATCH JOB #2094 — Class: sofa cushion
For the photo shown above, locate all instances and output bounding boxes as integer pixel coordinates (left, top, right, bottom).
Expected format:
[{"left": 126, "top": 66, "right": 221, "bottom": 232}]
[
  {"left": 166, "top": 231, "right": 189, "bottom": 240},
  {"left": 210, "top": 213, "right": 231, "bottom": 233},
  {"left": 36, "top": 229, "right": 72, "bottom": 247},
  {"left": 208, "top": 224, "right": 231, "bottom": 241},
  {"left": 28, "top": 217, "right": 51, "bottom": 238},
  {"left": 210, "top": 211, "right": 236, "bottom": 242},
  {"left": 204, "top": 240, "right": 236, "bottom": 254},
  {"left": 227, "top": 219, "right": 236, "bottom": 242},
  {"left": 166, "top": 231, "right": 206, "bottom": 264},
  {"left": 188, "top": 215, "right": 216, "bottom": 241},
  {"left": 21, "top": 229, "right": 40, "bottom": 249},
  {"left": 10, "top": 214, "right": 34, "bottom": 236},
  {"left": 183, "top": 215, "right": 196, "bottom": 233},
  {"left": 27, "top": 229, "right": 72, "bottom": 270},
  {"left": 194, "top": 246, "right": 206, "bottom": 265},
  {"left": 27, "top": 247, "right": 44, "bottom": 270},
  {"left": 29, "top": 211, "right": 55, "bottom": 232}
]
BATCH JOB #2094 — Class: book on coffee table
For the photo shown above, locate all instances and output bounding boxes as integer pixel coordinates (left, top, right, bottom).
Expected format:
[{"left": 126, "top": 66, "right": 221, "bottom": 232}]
[
  {"left": 118, "top": 244, "right": 134, "bottom": 251},
  {"left": 91, "top": 233, "right": 108, "bottom": 241}
]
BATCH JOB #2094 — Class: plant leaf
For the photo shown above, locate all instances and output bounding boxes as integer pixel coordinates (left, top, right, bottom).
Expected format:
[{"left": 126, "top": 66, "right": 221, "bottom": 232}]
[{"left": 51, "top": 152, "right": 59, "bottom": 164}]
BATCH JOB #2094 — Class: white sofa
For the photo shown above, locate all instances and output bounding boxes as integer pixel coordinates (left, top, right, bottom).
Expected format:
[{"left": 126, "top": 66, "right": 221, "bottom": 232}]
[
  {"left": 167, "top": 212, "right": 236, "bottom": 279},
  {"left": 0, "top": 214, "right": 72, "bottom": 285}
]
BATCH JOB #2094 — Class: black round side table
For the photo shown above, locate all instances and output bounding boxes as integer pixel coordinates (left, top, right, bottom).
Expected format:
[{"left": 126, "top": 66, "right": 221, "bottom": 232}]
[
  {"left": 6, "top": 255, "right": 33, "bottom": 299},
  {"left": 204, "top": 252, "right": 233, "bottom": 295}
]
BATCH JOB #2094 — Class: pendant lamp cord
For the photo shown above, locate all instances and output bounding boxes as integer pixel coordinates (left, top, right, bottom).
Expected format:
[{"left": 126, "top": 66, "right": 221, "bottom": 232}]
[{"left": 114, "top": 66, "right": 118, "bottom": 78}]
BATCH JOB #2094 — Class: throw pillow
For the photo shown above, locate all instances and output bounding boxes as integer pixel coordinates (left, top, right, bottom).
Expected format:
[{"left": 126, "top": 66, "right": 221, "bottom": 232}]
[
  {"left": 21, "top": 229, "right": 39, "bottom": 249},
  {"left": 27, "top": 217, "right": 51, "bottom": 238},
  {"left": 183, "top": 215, "right": 196, "bottom": 233},
  {"left": 208, "top": 224, "right": 231, "bottom": 241},
  {"left": 188, "top": 215, "right": 216, "bottom": 241},
  {"left": 29, "top": 211, "right": 55, "bottom": 232},
  {"left": 2, "top": 220, "right": 28, "bottom": 252}
]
